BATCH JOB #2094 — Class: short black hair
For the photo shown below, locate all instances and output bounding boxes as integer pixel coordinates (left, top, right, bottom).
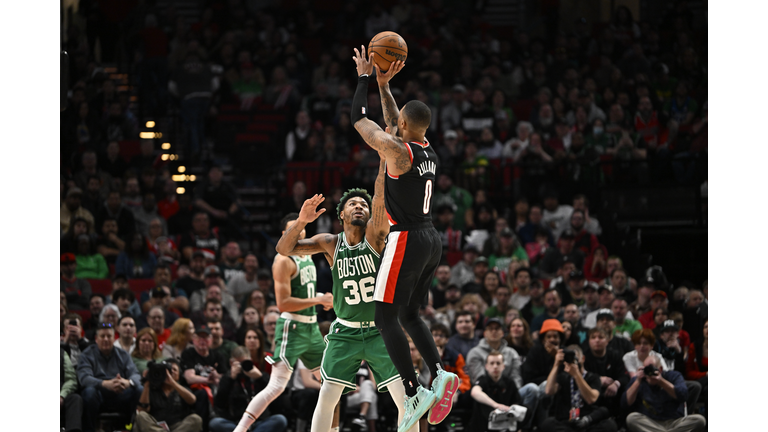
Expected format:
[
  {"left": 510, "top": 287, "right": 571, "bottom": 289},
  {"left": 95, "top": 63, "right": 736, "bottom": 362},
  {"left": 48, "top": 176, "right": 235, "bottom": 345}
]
[
  {"left": 280, "top": 213, "right": 299, "bottom": 231},
  {"left": 544, "top": 288, "right": 560, "bottom": 299},
  {"left": 336, "top": 188, "right": 372, "bottom": 225},
  {"left": 155, "top": 263, "right": 171, "bottom": 274},
  {"left": 402, "top": 100, "right": 432, "bottom": 131},
  {"left": 90, "top": 293, "right": 106, "bottom": 302},
  {"left": 514, "top": 267, "right": 532, "bottom": 279},
  {"left": 455, "top": 310, "right": 475, "bottom": 321},
  {"left": 118, "top": 314, "right": 135, "bottom": 325},
  {"left": 113, "top": 288, "right": 135, "bottom": 303}
]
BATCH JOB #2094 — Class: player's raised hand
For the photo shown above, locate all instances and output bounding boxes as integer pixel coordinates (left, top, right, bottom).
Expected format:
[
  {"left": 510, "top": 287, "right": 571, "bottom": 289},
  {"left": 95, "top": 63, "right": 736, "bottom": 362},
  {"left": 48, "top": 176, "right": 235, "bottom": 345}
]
[
  {"left": 353, "top": 46, "right": 374, "bottom": 77},
  {"left": 298, "top": 194, "right": 326, "bottom": 224},
  {"left": 374, "top": 59, "right": 405, "bottom": 86}
]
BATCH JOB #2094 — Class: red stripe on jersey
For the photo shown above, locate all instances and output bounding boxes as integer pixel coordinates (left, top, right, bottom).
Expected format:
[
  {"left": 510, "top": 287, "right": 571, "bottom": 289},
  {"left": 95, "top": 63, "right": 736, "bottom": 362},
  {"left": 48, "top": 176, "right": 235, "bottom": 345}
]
[
  {"left": 404, "top": 142, "right": 414, "bottom": 163},
  {"left": 383, "top": 231, "right": 408, "bottom": 303},
  {"left": 411, "top": 140, "right": 430, "bottom": 148},
  {"left": 386, "top": 166, "right": 399, "bottom": 179},
  {"left": 386, "top": 209, "right": 397, "bottom": 225}
]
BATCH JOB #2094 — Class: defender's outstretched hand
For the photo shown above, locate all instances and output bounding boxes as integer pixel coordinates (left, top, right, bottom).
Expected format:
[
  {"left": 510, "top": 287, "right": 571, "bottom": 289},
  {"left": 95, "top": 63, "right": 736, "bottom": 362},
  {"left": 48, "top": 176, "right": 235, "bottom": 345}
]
[{"left": 298, "top": 194, "right": 327, "bottom": 224}]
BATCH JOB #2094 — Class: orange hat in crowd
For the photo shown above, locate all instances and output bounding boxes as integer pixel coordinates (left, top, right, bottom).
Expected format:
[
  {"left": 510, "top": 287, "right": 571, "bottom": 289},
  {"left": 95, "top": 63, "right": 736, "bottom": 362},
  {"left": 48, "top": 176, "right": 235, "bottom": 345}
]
[{"left": 540, "top": 319, "right": 564, "bottom": 335}]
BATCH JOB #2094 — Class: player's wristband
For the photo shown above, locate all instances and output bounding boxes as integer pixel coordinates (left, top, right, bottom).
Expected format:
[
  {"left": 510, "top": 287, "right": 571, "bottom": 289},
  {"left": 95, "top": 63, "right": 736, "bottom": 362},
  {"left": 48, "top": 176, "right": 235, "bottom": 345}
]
[{"left": 351, "top": 75, "right": 370, "bottom": 124}]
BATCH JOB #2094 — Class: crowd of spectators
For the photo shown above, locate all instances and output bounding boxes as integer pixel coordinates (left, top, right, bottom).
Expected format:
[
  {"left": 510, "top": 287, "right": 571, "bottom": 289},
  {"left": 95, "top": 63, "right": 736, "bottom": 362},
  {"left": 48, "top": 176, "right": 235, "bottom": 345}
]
[{"left": 61, "top": 1, "right": 707, "bottom": 431}]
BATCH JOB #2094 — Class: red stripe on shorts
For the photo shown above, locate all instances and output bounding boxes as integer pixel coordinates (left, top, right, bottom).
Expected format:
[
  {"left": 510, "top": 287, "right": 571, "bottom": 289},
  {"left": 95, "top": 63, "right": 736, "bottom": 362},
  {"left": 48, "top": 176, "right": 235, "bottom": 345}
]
[{"left": 383, "top": 231, "right": 409, "bottom": 303}]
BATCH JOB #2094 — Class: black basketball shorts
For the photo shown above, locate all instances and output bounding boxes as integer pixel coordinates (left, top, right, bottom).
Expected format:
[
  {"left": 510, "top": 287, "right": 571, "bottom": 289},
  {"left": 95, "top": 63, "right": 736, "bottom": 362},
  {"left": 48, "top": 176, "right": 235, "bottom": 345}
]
[{"left": 373, "top": 223, "right": 442, "bottom": 306}]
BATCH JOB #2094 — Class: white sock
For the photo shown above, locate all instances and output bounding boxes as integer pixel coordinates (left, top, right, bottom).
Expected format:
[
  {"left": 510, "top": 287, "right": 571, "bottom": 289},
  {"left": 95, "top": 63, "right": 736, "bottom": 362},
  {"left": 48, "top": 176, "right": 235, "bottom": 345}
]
[
  {"left": 232, "top": 362, "right": 291, "bottom": 432},
  {"left": 310, "top": 381, "right": 344, "bottom": 432},
  {"left": 388, "top": 380, "right": 420, "bottom": 432}
]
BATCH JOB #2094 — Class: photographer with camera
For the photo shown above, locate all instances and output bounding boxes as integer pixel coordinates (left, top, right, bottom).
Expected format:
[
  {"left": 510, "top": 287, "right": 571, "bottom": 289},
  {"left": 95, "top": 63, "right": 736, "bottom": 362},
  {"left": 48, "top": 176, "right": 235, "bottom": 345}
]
[
  {"left": 77, "top": 322, "right": 143, "bottom": 432},
  {"left": 136, "top": 358, "right": 203, "bottom": 432},
  {"left": 540, "top": 345, "right": 617, "bottom": 432},
  {"left": 622, "top": 356, "right": 706, "bottom": 432},
  {"left": 210, "top": 346, "right": 287, "bottom": 432},
  {"left": 470, "top": 350, "right": 526, "bottom": 432}
]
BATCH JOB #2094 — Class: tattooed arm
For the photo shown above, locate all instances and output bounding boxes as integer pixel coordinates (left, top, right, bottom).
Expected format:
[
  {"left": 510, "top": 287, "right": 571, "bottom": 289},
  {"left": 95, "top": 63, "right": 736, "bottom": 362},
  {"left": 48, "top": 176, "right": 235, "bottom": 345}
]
[
  {"left": 354, "top": 119, "right": 413, "bottom": 176},
  {"left": 275, "top": 194, "right": 337, "bottom": 265},
  {"left": 366, "top": 156, "right": 389, "bottom": 254},
  {"left": 375, "top": 59, "right": 405, "bottom": 133}
]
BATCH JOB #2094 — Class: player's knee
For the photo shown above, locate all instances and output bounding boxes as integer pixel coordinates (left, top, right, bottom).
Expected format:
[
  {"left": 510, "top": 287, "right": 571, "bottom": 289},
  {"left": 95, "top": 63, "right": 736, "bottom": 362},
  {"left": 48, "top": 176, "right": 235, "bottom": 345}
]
[{"left": 397, "top": 303, "right": 420, "bottom": 326}]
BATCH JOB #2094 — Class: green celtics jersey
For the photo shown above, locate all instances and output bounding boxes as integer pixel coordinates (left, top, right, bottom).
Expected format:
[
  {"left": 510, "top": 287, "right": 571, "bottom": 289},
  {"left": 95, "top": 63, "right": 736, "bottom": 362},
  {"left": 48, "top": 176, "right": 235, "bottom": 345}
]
[
  {"left": 290, "top": 255, "right": 318, "bottom": 316},
  {"left": 331, "top": 232, "right": 381, "bottom": 322}
]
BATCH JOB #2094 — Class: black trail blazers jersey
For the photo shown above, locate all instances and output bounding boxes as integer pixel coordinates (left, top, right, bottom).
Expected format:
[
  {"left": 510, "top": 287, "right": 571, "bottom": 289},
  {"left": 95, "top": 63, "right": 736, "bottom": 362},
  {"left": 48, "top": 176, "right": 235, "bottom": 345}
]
[{"left": 384, "top": 140, "right": 438, "bottom": 226}]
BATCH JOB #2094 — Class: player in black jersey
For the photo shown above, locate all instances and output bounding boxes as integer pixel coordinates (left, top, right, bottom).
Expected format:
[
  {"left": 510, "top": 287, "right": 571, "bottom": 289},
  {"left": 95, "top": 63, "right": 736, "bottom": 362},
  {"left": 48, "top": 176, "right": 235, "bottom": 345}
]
[{"left": 350, "top": 46, "right": 460, "bottom": 432}]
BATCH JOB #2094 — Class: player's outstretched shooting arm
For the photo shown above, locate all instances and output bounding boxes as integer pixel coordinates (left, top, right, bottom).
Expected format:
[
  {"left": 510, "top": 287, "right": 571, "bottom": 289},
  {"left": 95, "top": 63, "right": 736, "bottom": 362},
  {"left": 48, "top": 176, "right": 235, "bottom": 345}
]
[
  {"left": 275, "top": 194, "right": 337, "bottom": 264},
  {"left": 350, "top": 46, "right": 412, "bottom": 177},
  {"left": 366, "top": 156, "right": 389, "bottom": 254}
]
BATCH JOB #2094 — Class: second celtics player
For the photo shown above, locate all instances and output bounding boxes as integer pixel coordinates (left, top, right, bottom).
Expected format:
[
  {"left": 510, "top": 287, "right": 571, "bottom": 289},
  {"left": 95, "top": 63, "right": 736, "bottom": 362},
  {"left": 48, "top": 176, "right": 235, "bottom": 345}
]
[{"left": 275, "top": 157, "right": 417, "bottom": 432}]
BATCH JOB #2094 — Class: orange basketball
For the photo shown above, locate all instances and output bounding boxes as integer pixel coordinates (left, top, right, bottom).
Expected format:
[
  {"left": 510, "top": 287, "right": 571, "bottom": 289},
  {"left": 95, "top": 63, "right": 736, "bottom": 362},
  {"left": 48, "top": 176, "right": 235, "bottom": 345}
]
[{"left": 368, "top": 31, "right": 408, "bottom": 73}]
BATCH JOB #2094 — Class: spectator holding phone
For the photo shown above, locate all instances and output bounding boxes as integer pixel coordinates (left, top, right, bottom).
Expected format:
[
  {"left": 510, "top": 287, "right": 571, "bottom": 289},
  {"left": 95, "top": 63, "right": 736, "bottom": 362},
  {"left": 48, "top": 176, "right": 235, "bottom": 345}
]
[
  {"left": 135, "top": 358, "right": 202, "bottom": 432},
  {"left": 622, "top": 356, "right": 706, "bottom": 432},
  {"left": 61, "top": 313, "right": 92, "bottom": 366}
]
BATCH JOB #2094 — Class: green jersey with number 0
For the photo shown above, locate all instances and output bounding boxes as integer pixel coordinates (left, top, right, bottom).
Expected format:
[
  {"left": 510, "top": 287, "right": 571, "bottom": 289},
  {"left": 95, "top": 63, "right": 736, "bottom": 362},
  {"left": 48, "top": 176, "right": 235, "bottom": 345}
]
[
  {"left": 290, "top": 255, "right": 317, "bottom": 316},
  {"left": 331, "top": 232, "right": 380, "bottom": 322}
]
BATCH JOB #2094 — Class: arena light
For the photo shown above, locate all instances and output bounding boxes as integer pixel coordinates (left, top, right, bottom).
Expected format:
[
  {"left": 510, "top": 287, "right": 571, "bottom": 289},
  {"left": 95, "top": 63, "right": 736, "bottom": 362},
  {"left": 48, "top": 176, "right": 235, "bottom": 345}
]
[
  {"left": 161, "top": 154, "right": 169, "bottom": 161},
  {"left": 161, "top": 142, "right": 171, "bottom": 150},
  {"left": 139, "top": 132, "right": 163, "bottom": 139},
  {"left": 145, "top": 121, "right": 155, "bottom": 128},
  {"left": 178, "top": 166, "right": 186, "bottom": 173},
  {"left": 189, "top": 175, "right": 196, "bottom": 181},
  {"left": 176, "top": 187, "right": 185, "bottom": 194},
  {"left": 172, "top": 175, "right": 185, "bottom": 181}
]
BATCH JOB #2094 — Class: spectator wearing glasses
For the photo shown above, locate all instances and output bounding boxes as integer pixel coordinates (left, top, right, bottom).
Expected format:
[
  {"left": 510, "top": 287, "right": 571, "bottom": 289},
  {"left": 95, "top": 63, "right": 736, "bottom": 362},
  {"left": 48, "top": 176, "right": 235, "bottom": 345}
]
[
  {"left": 78, "top": 323, "right": 143, "bottom": 432},
  {"left": 115, "top": 315, "right": 137, "bottom": 355},
  {"left": 141, "top": 305, "right": 174, "bottom": 347},
  {"left": 99, "top": 304, "right": 121, "bottom": 328}
]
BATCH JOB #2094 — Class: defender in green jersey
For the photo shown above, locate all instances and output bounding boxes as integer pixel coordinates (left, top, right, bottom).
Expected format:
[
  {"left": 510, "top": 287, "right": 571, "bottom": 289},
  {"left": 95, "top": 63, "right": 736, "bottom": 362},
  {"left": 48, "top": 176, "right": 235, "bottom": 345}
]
[
  {"left": 273, "top": 157, "right": 417, "bottom": 432},
  {"left": 231, "top": 214, "right": 334, "bottom": 432}
]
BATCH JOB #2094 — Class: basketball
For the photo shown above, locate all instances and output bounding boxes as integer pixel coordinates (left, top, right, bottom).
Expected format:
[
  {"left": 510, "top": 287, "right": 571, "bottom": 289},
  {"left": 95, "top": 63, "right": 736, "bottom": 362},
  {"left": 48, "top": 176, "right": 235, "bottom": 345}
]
[{"left": 368, "top": 31, "right": 408, "bottom": 72}]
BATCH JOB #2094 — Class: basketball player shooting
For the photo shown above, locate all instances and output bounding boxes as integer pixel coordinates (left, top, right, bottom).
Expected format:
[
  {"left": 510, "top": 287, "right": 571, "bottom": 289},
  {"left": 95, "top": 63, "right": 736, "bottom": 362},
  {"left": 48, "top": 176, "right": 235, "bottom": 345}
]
[{"left": 350, "top": 46, "right": 459, "bottom": 432}]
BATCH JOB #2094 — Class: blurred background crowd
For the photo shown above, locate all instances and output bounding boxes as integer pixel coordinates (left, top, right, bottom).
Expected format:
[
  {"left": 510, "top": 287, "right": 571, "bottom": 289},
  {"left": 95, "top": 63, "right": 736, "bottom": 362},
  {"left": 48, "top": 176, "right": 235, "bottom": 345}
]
[{"left": 59, "top": 0, "right": 707, "bottom": 431}]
